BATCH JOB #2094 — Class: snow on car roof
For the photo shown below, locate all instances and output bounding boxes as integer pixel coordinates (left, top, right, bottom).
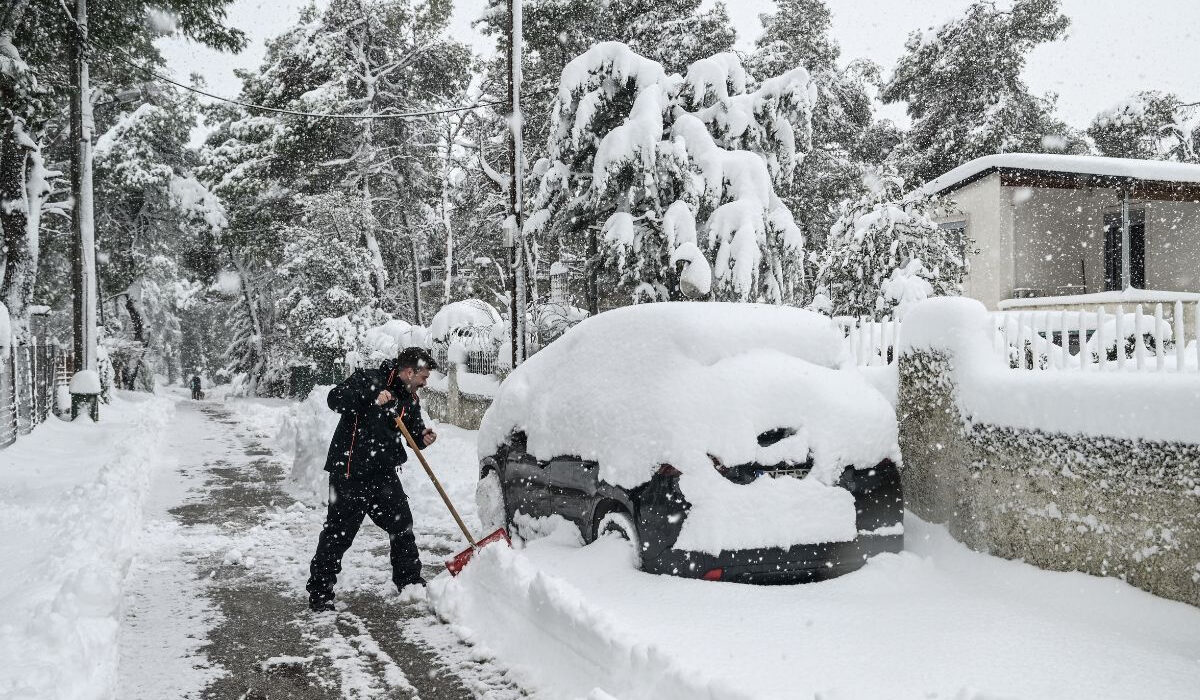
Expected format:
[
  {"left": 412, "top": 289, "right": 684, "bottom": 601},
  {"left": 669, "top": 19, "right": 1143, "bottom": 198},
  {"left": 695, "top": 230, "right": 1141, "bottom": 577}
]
[
  {"left": 921, "top": 153, "right": 1200, "bottom": 195},
  {"left": 478, "top": 302, "right": 898, "bottom": 494}
]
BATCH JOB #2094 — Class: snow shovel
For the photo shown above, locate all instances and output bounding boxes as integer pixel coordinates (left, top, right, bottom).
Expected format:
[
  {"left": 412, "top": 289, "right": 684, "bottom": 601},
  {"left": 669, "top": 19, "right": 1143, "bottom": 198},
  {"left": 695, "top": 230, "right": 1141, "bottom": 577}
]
[{"left": 391, "top": 414, "right": 511, "bottom": 576}]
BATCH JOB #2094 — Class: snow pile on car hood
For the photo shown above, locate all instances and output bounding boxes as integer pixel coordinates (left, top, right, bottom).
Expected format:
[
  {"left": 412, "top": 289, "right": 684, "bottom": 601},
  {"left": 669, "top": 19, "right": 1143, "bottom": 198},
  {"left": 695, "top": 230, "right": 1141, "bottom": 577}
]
[{"left": 479, "top": 303, "right": 898, "bottom": 548}]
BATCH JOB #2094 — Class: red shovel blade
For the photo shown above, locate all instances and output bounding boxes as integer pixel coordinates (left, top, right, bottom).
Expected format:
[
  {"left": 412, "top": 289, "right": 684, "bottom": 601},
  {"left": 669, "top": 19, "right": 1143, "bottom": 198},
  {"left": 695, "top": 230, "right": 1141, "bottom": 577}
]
[{"left": 446, "top": 528, "right": 511, "bottom": 576}]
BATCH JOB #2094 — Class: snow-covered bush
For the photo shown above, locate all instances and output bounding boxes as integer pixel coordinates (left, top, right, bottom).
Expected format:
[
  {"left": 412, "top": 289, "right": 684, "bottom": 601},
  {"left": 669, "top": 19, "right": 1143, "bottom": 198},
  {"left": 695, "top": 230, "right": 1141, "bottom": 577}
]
[
  {"left": 429, "top": 300, "right": 503, "bottom": 374},
  {"left": 815, "top": 171, "right": 967, "bottom": 318},
  {"left": 357, "top": 319, "right": 430, "bottom": 368},
  {"left": 531, "top": 42, "right": 817, "bottom": 304},
  {"left": 881, "top": 259, "right": 935, "bottom": 320}
]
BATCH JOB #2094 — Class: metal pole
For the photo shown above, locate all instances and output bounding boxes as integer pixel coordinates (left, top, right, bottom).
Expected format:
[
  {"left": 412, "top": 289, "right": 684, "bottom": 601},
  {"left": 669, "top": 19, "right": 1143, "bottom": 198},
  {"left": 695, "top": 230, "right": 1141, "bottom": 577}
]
[
  {"left": 506, "top": 0, "right": 527, "bottom": 366},
  {"left": 1120, "top": 187, "right": 1132, "bottom": 291},
  {"left": 69, "top": 0, "right": 99, "bottom": 420}
]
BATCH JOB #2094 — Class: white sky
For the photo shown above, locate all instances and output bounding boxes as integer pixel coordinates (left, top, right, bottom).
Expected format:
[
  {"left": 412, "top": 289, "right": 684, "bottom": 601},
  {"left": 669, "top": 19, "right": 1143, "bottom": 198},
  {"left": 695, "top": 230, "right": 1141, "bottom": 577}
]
[{"left": 160, "top": 0, "right": 1200, "bottom": 130}]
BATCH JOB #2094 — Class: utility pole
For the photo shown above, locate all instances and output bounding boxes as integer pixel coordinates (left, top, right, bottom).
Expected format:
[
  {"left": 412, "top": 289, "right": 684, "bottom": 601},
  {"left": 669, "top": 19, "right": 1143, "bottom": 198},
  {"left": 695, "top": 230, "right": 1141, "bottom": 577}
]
[
  {"left": 506, "top": 0, "right": 528, "bottom": 368},
  {"left": 69, "top": 0, "right": 100, "bottom": 420}
]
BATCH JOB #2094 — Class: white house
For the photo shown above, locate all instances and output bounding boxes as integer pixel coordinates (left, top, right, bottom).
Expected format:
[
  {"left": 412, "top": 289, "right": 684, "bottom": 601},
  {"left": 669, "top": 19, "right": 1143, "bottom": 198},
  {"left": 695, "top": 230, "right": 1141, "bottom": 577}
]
[{"left": 923, "top": 154, "right": 1200, "bottom": 317}]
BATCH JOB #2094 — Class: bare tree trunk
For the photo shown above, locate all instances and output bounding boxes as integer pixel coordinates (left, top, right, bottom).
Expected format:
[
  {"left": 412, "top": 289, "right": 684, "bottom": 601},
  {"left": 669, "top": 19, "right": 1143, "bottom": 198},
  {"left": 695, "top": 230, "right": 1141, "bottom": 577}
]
[
  {"left": 2, "top": 122, "right": 47, "bottom": 344},
  {"left": 441, "top": 122, "right": 455, "bottom": 306},
  {"left": 586, "top": 228, "right": 599, "bottom": 315},
  {"left": 410, "top": 235, "right": 423, "bottom": 325},
  {"left": 357, "top": 30, "right": 388, "bottom": 301}
]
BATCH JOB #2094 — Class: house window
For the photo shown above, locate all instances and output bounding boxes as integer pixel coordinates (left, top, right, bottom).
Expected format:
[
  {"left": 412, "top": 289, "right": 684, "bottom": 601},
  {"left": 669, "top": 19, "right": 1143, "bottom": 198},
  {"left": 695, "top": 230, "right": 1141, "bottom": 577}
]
[{"left": 939, "top": 220, "right": 969, "bottom": 261}]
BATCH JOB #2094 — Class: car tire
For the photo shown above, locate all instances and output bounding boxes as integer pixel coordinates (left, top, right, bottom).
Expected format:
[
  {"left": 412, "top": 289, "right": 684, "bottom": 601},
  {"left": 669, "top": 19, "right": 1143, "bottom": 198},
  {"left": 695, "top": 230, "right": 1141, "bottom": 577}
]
[
  {"left": 595, "top": 510, "right": 641, "bottom": 568},
  {"left": 475, "top": 470, "right": 506, "bottom": 533}
]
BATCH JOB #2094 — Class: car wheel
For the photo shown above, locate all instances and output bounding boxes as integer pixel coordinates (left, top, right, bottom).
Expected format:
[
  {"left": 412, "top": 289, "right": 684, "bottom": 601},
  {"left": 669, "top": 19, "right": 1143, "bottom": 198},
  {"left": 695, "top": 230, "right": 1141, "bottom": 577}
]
[
  {"left": 595, "top": 510, "right": 641, "bottom": 568},
  {"left": 475, "top": 470, "right": 506, "bottom": 533}
]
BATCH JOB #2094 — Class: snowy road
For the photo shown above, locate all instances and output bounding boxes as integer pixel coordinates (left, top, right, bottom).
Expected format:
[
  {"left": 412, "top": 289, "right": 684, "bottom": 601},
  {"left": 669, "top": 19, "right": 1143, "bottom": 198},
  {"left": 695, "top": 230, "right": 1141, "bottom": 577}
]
[
  {"left": 108, "top": 391, "right": 1200, "bottom": 699},
  {"left": 115, "top": 393, "right": 526, "bottom": 699}
]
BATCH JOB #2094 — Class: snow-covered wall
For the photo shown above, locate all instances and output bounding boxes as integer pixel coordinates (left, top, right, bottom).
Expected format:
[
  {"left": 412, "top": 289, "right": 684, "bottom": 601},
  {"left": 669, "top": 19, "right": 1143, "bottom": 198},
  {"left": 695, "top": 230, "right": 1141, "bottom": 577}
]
[{"left": 897, "top": 298, "right": 1200, "bottom": 608}]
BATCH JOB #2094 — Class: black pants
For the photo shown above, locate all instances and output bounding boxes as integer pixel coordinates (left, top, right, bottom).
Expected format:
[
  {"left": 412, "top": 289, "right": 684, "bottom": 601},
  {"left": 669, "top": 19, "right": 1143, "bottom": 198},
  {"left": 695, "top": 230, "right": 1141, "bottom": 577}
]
[{"left": 307, "top": 473, "right": 422, "bottom": 600}]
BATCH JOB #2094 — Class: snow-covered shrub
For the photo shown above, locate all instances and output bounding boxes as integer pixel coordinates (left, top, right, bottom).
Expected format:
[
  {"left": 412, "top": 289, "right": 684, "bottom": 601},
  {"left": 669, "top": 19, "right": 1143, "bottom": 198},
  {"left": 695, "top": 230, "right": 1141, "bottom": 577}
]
[
  {"left": 816, "top": 171, "right": 968, "bottom": 318},
  {"left": 881, "top": 259, "right": 935, "bottom": 320},
  {"left": 429, "top": 300, "right": 503, "bottom": 374},
  {"left": 531, "top": 41, "right": 817, "bottom": 304}
]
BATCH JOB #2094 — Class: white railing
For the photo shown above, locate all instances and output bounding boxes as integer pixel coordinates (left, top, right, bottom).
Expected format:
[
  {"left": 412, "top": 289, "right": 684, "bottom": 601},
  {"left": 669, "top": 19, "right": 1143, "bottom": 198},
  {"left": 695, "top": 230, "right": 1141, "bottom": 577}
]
[
  {"left": 837, "top": 316, "right": 901, "bottom": 367},
  {"left": 994, "top": 302, "right": 1200, "bottom": 373},
  {"left": 839, "top": 302, "right": 1200, "bottom": 374}
]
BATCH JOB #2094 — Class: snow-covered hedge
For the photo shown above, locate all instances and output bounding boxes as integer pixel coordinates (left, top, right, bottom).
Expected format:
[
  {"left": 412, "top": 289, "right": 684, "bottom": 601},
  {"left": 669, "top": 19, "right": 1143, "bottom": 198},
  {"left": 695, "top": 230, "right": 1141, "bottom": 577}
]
[
  {"left": 897, "top": 297, "right": 1200, "bottom": 608},
  {"left": 900, "top": 298, "right": 1200, "bottom": 444}
]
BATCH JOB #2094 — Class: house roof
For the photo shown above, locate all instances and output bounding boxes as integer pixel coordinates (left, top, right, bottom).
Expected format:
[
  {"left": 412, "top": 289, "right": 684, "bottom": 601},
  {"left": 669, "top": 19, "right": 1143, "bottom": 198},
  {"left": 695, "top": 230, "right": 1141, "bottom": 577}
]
[{"left": 922, "top": 154, "right": 1200, "bottom": 199}]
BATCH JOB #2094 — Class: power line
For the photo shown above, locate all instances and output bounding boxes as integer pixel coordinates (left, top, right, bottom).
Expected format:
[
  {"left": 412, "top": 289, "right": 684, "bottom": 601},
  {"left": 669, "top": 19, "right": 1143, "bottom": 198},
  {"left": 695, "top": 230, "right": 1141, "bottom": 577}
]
[{"left": 98, "top": 42, "right": 525, "bottom": 121}]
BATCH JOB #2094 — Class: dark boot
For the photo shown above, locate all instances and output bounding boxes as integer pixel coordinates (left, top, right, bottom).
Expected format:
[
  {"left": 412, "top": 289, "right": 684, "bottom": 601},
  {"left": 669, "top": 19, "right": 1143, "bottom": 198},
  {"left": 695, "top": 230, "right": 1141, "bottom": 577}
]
[{"left": 308, "top": 594, "right": 335, "bottom": 613}]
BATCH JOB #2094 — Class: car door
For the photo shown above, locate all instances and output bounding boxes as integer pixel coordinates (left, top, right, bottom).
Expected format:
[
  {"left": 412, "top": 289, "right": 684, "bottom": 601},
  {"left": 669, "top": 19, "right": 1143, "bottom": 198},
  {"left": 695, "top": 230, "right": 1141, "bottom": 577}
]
[
  {"left": 503, "top": 433, "right": 550, "bottom": 520},
  {"left": 548, "top": 457, "right": 599, "bottom": 534}
]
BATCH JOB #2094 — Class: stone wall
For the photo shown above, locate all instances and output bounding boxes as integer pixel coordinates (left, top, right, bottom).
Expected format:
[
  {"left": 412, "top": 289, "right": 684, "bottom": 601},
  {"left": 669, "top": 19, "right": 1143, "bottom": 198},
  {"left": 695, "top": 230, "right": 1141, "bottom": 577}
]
[
  {"left": 420, "top": 364, "right": 493, "bottom": 430},
  {"left": 899, "top": 348, "right": 1200, "bottom": 608}
]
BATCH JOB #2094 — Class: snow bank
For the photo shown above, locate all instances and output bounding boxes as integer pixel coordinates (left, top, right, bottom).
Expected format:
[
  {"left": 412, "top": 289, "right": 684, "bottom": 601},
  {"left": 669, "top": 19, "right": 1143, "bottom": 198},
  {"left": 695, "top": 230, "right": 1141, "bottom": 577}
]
[
  {"left": 0, "top": 395, "right": 173, "bottom": 700},
  {"left": 277, "top": 386, "right": 341, "bottom": 498},
  {"left": 428, "top": 512, "right": 1200, "bottom": 700},
  {"left": 901, "top": 298, "right": 1200, "bottom": 444},
  {"left": 480, "top": 303, "right": 896, "bottom": 549},
  {"left": 429, "top": 538, "right": 755, "bottom": 700}
]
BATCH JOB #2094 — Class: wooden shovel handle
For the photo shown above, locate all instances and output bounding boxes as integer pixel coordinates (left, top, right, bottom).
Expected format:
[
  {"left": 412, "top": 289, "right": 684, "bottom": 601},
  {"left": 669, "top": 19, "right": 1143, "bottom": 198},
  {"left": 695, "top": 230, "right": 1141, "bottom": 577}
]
[{"left": 394, "top": 418, "right": 477, "bottom": 547}]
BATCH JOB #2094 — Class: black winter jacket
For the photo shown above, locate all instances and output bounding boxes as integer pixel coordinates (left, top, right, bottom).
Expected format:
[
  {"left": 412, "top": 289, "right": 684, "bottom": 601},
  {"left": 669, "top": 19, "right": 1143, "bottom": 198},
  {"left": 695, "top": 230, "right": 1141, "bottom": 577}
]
[{"left": 323, "top": 359, "right": 429, "bottom": 480}]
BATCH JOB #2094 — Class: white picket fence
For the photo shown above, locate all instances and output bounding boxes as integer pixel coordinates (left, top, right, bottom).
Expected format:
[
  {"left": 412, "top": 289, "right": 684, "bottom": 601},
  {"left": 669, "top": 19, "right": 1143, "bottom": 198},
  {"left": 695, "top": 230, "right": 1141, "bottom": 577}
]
[
  {"left": 839, "top": 301, "right": 1200, "bottom": 374},
  {"left": 837, "top": 316, "right": 901, "bottom": 367}
]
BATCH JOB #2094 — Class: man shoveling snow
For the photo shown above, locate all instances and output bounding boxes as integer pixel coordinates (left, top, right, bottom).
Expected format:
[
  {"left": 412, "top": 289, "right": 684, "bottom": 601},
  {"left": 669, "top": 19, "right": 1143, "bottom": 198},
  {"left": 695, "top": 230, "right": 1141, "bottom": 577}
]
[{"left": 306, "top": 347, "right": 439, "bottom": 612}]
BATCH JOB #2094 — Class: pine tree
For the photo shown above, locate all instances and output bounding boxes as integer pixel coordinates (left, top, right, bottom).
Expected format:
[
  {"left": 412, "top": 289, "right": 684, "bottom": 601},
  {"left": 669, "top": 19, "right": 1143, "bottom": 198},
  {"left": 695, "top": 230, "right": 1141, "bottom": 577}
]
[
  {"left": 532, "top": 42, "right": 816, "bottom": 307},
  {"left": 881, "top": 0, "right": 1081, "bottom": 184},
  {"left": 1088, "top": 91, "right": 1200, "bottom": 162},
  {"left": 815, "top": 171, "right": 968, "bottom": 318},
  {"left": 196, "top": 106, "right": 286, "bottom": 394},
  {"left": 747, "top": 0, "right": 882, "bottom": 288}
]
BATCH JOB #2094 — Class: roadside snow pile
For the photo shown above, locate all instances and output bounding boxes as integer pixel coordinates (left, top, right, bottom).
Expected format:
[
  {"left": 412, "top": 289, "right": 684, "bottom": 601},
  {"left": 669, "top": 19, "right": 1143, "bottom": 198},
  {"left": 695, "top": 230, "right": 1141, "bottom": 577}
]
[
  {"left": 0, "top": 394, "right": 173, "bottom": 700},
  {"left": 430, "top": 530, "right": 754, "bottom": 700},
  {"left": 430, "top": 512, "right": 1200, "bottom": 700},
  {"left": 901, "top": 297, "right": 1200, "bottom": 444},
  {"left": 277, "top": 386, "right": 341, "bottom": 497},
  {"left": 480, "top": 302, "right": 896, "bottom": 550}
]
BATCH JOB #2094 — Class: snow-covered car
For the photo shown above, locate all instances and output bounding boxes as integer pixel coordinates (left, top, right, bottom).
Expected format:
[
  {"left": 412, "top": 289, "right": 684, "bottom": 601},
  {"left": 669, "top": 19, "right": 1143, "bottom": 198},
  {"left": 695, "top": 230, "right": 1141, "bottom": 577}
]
[{"left": 475, "top": 302, "right": 903, "bottom": 584}]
